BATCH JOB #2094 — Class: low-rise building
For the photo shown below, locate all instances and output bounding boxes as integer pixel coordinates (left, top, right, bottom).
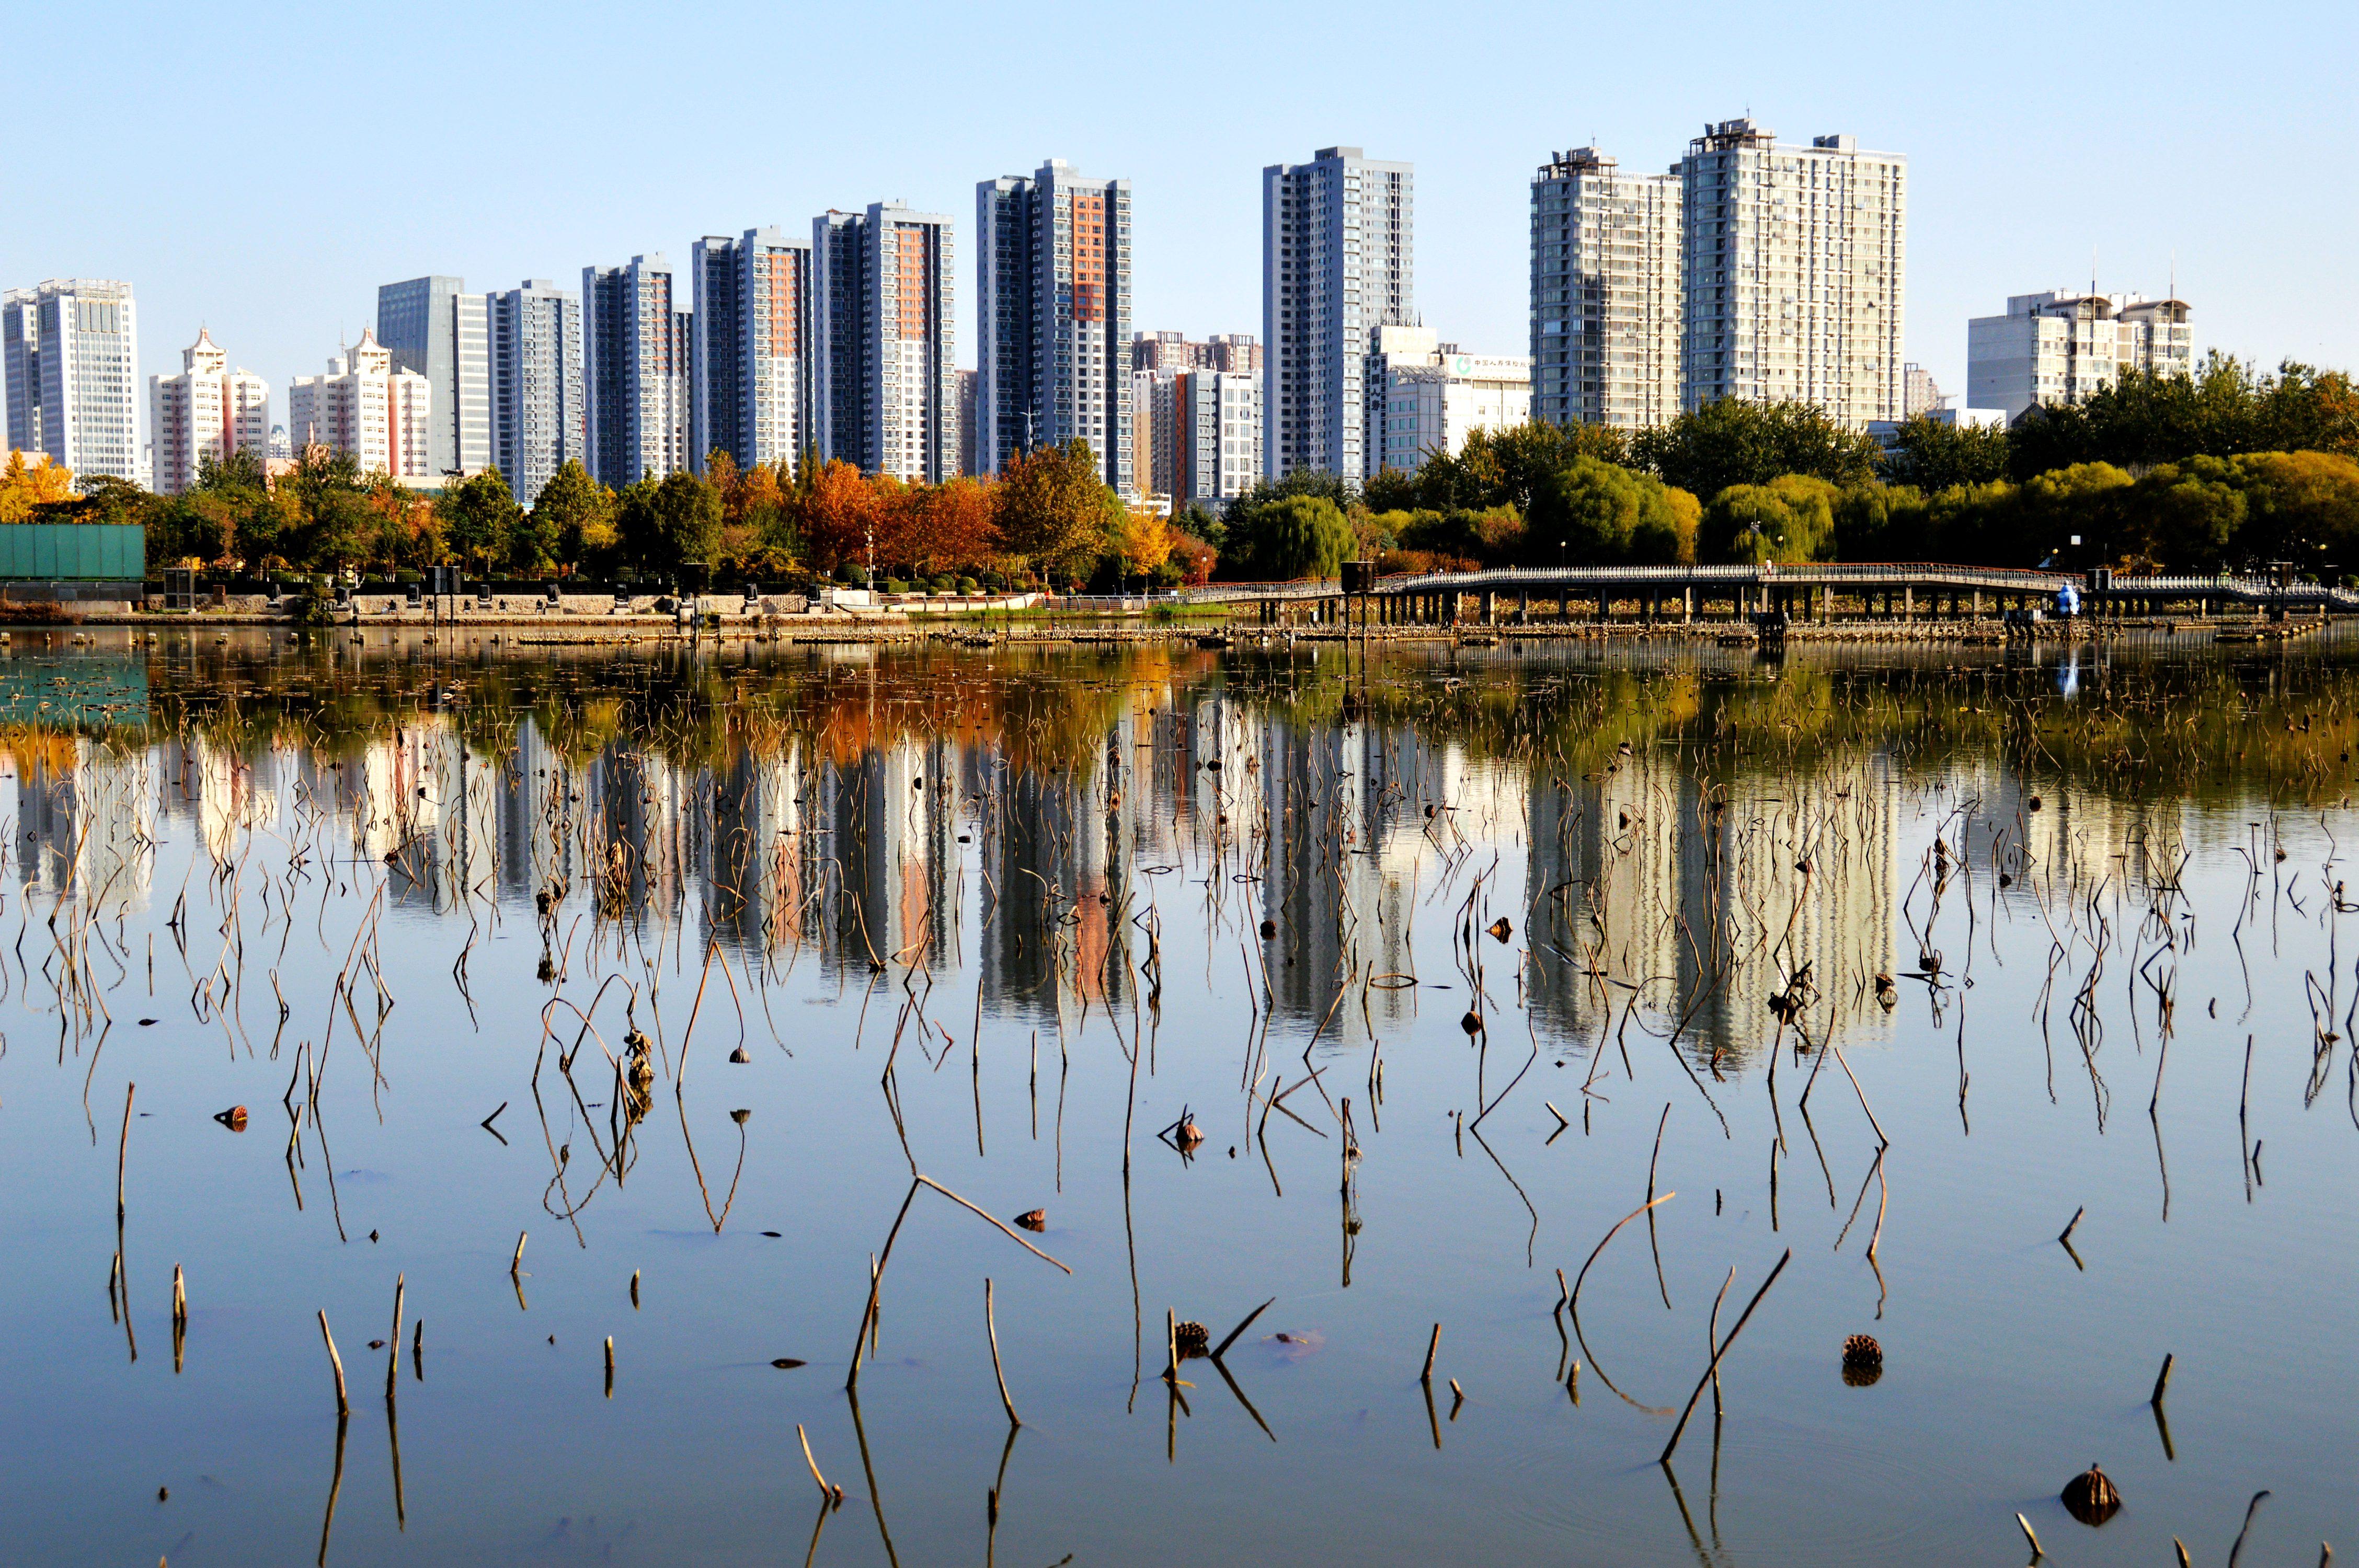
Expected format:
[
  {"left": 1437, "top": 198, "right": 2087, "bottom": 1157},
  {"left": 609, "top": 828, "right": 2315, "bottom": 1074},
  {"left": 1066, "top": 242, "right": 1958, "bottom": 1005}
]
[{"left": 1967, "top": 290, "right": 2193, "bottom": 423}]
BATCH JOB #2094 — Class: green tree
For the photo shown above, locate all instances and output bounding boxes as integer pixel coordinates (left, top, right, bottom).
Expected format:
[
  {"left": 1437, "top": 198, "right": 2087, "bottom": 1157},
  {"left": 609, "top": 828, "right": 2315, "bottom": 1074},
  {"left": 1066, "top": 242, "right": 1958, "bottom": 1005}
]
[
  {"left": 1880, "top": 413, "right": 2010, "bottom": 493},
  {"left": 616, "top": 470, "right": 722, "bottom": 572},
  {"left": 438, "top": 467, "right": 522, "bottom": 572},
  {"left": 1402, "top": 421, "right": 1632, "bottom": 513},
  {"left": 283, "top": 446, "right": 372, "bottom": 572},
  {"left": 1525, "top": 456, "right": 1698, "bottom": 564},
  {"left": 531, "top": 460, "right": 617, "bottom": 570},
  {"left": 1224, "top": 493, "right": 1356, "bottom": 579},
  {"left": 2008, "top": 353, "right": 2359, "bottom": 478},
  {"left": 1701, "top": 475, "right": 1842, "bottom": 564},
  {"left": 1633, "top": 399, "right": 1882, "bottom": 500},
  {"left": 997, "top": 439, "right": 1123, "bottom": 585},
  {"left": 2232, "top": 450, "right": 2359, "bottom": 567}
]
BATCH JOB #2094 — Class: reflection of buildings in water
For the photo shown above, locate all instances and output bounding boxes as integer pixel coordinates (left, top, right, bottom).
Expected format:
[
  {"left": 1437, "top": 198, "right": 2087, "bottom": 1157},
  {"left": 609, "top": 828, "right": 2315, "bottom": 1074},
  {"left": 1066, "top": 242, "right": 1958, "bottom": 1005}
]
[
  {"left": 1942, "top": 758, "right": 2189, "bottom": 903},
  {"left": 343, "top": 720, "right": 502, "bottom": 908},
  {"left": 12, "top": 735, "right": 153, "bottom": 907},
  {"left": 1527, "top": 750, "right": 1897, "bottom": 1057},
  {"left": 976, "top": 729, "right": 1123, "bottom": 1021}
]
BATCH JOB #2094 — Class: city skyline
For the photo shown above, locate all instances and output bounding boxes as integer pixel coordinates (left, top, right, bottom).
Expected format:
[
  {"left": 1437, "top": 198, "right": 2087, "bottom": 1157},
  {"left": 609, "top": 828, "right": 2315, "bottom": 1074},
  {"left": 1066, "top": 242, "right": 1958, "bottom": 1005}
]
[{"left": 4, "top": 0, "right": 2346, "bottom": 476}]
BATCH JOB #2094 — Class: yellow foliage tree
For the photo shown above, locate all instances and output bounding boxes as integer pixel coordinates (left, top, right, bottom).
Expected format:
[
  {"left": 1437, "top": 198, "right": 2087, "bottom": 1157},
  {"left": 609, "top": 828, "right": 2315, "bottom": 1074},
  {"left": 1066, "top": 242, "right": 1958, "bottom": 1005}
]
[
  {"left": 0, "top": 451, "right": 75, "bottom": 522},
  {"left": 1113, "top": 505, "right": 1174, "bottom": 576}
]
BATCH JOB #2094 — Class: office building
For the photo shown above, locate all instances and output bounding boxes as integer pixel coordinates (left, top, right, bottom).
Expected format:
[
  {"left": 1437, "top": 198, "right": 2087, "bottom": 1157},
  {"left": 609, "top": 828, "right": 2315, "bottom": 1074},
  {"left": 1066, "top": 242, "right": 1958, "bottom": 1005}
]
[
  {"left": 1529, "top": 147, "right": 1681, "bottom": 430},
  {"left": 977, "top": 160, "right": 1132, "bottom": 488},
  {"left": 486, "top": 280, "right": 585, "bottom": 504},
  {"left": 691, "top": 228, "right": 815, "bottom": 475},
  {"left": 1130, "top": 331, "right": 1261, "bottom": 376},
  {"left": 1676, "top": 119, "right": 1906, "bottom": 425},
  {"left": 1263, "top": 146, "right": 1414, "bottom": 482},
  {"left": 1369, "top": 329, "right": 1531, "bottom": 470},
  {"left": 583, "top": 255, "right": 690, "bottom": 488},
  {"left": 3, "top": 279, "right": 142, "bottom": 485},
  {"left": 148, "top": 328, "right": 269, "bottom": 494},
  {"left": 1966, "top": 290, "right": 2193, "bottom": 423},
  {"left": 377, "top": 276, "right": 491, "bottom": 477},
  {"left": 285, "top": 327, "right": 432, "bottom": 480},
  {"left": 1171, "top": 370, "right": 1262, "bottom": 505},
  {"left": 812, "top": 204, "right": 957, "bottom": 482}
]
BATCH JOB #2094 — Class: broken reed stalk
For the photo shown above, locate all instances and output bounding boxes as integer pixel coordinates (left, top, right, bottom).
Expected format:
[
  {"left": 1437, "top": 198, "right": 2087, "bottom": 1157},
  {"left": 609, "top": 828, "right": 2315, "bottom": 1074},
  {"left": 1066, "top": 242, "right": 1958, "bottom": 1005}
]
[
  {"left": 1658, "top": 1249, "right": 1790, "bottom": 1466},
  {"left": 1570, "top": 1193, "right": 1676, "bottom": 1327},
  {"left": 2019, "top": 1512, "right": 2045, "bottom": 1559},
  {"left": 117, "top": 1081, "right": 135, "bottom": 1223},
  {"left": 984, "top": 1278, "right": 1020, "bottom": 1427},
  {"left": 385, "top": 1275, "right": 404, "bottom": 1401},
  {"left": 510, "top": 1231, "right": 527, "bottom": 1275},
  {"left": 2151, "top": 1352, "right": 2174, "bottom": 1406},
  {"left": 796, "top": 1423, "right": 840, "bottom": 1505},
  {"left": 1212, "top": 1297, "right": 1274, "bottom": 1360},
  {"left": 604, "top": 1336, "right": 614, "bottom": 1399},
  {"left": 317, "top": 1310, "right": 349, "bottom": 1416},
  {"left": 1419, "top": 1323, "right": 1441, "bottom": 1384},
  {"left": 2058, "top": 1206, "right": 2085, "bottom": 1245},
  {"left": 171, "top": 1264, "right": 186, "bottom": 1327}
]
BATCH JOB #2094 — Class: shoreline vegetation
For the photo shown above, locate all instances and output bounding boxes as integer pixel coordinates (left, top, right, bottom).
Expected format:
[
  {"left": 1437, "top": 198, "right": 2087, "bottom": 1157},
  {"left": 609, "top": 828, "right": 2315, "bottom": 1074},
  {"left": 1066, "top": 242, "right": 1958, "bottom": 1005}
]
[{"left": 0, "top": 356, "right": 2352, "bottom": 603}]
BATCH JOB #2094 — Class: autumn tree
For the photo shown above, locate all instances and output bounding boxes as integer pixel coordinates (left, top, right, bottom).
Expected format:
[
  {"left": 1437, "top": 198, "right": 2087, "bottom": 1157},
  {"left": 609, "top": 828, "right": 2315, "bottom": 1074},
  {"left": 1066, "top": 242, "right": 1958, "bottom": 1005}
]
[
  {"left": 994, "top": 440, "right": 1119, "bottom": 585},
  {"left": 0, "top": 451, "right": 74, "bottom": 522}
]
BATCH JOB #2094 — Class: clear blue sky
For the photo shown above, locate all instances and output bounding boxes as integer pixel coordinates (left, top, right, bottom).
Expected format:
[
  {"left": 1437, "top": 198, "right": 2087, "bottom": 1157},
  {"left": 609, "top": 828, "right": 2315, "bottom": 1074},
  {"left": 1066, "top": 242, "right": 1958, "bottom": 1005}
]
[{"left": 11, "top": 0, "right": 2351, "bottom": 425}]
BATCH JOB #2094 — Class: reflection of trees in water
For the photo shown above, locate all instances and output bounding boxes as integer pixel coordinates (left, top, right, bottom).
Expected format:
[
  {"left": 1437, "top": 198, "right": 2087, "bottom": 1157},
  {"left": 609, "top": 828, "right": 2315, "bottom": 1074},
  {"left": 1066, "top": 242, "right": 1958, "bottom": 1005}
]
[{"left": 24, "top": 640, "right": 2344, "bottom": 1053}]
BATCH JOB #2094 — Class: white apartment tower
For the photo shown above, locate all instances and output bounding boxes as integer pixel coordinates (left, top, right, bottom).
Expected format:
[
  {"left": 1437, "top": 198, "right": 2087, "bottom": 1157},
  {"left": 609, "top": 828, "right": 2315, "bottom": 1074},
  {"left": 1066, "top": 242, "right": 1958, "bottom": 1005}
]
[
  {"left": 3, "top": 279, "right": 142, "bottom": 484},
  {"left": 583, "top": 255, "right": 690, "bottom": 488},
  {"left": 1529, "top": 148, "right": 1681, "bottom": 430},
  {"left": 148, "top": 329, "right": 270, "bottom": 494},
  {"left": 486, "top": 280, "right": 585, "bottom": 504},
  {"left": 1677, "top": 120, "right": 1906, "bottom": 426},
  {"left": 1263, "top": 147, "right": 1414, "bottom": 482},
  {"left": 976, "top": 160, "right": 1133, "bottom": 489},
  {"left": 285, "top": 327, "right": 433, "bottom": 480},
  {"left": 691, "top": 228, "right": 815, "bottom": 474},
  {"left": 1170, "top": 370, "right": 1262, "bottom": 505},
  {"left": 812, "top": 204, "right": 957, "bottom": 482},
  {"left": 1966, "top": 290, "right": 2193, "bottom": 423}
]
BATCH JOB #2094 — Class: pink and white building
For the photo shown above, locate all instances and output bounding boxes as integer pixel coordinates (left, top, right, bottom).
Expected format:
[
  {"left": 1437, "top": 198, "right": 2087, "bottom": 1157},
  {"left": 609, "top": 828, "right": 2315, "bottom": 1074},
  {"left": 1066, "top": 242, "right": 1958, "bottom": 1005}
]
[
  {"left": 148, "top": 328, "right": 270, "bottom": 494},
  {"left": 286, "top": 327, "right": 432, "bottom": 481}
]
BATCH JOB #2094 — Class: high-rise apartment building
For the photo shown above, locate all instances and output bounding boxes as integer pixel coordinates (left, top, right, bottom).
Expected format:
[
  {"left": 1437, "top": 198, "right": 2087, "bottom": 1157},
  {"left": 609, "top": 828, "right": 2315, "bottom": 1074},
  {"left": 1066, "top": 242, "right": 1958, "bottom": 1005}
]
[
  {"left": 286, "top": 327, "right": 433, "bottom": 480},
  {"left": 812, "top": 204, "right": 957, "bottom": 482},
  {"left": 148, "top": 329, "right": 269, "bottom": 494},
  {"left": 1263, "top": 147, "right": 1414, "bottom": 482},
  {"left": 977, "top": 160, "right": 1133, "bottom": 488},
  {"left": 1171, "top": 370, "right": 1262, "bottom": 506},
  {"left": 1966, "top": 290, "right": 2193, "bottom": 423},
  {"left": 486, "top": 280, "right": 585, "bottom": 504},
  {"left": 957, "top": 370, "right": 978, "bottom": 477},
  {"left": 377, "top": 276, "right": 492, "bottom": 477},
  {"left": 4, "top": 279, "right": 142, "bottom": 484},
  {"left": 1676, "top": 119, "right": 1906, "bottom": 426},
  {"left": 691, "top": 228, "right": 815, "bottom": 474},
  {"left": 1131, "top": 330, "right": 1261, "bottom": 375},
  {"left": 1130, "top": 369, "right": 1174, "bottom": 497},
  {"left": 583, "top": 255, "right": 690, "bottom": 488},
  {"left": 1529, "top": 147, "right": 1681, "bottom": 430},
  {"left": 1900, "top": 361, "right": 1943, "bottom": 417}
]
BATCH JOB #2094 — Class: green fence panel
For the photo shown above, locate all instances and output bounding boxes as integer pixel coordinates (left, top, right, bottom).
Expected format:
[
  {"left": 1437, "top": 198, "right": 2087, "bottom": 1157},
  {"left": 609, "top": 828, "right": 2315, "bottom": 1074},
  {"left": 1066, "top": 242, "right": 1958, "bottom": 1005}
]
[{"left": 0, "top": 524, "right": 145, "bottom": 580}]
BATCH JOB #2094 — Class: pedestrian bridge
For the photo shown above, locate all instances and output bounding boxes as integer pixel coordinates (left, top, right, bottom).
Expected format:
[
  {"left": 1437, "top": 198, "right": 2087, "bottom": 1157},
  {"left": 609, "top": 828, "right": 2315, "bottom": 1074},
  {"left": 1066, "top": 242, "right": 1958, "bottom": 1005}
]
[{"left": 1174, "top": 563, "right": 2359, "bottom": 624}]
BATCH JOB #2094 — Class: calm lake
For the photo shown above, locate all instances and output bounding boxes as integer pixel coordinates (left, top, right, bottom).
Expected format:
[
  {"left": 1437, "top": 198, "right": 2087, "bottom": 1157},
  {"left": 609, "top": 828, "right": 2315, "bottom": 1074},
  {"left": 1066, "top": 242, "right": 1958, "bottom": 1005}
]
[{"left": 0, "top": 627, "right": 2350, "bottom": 1566}]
